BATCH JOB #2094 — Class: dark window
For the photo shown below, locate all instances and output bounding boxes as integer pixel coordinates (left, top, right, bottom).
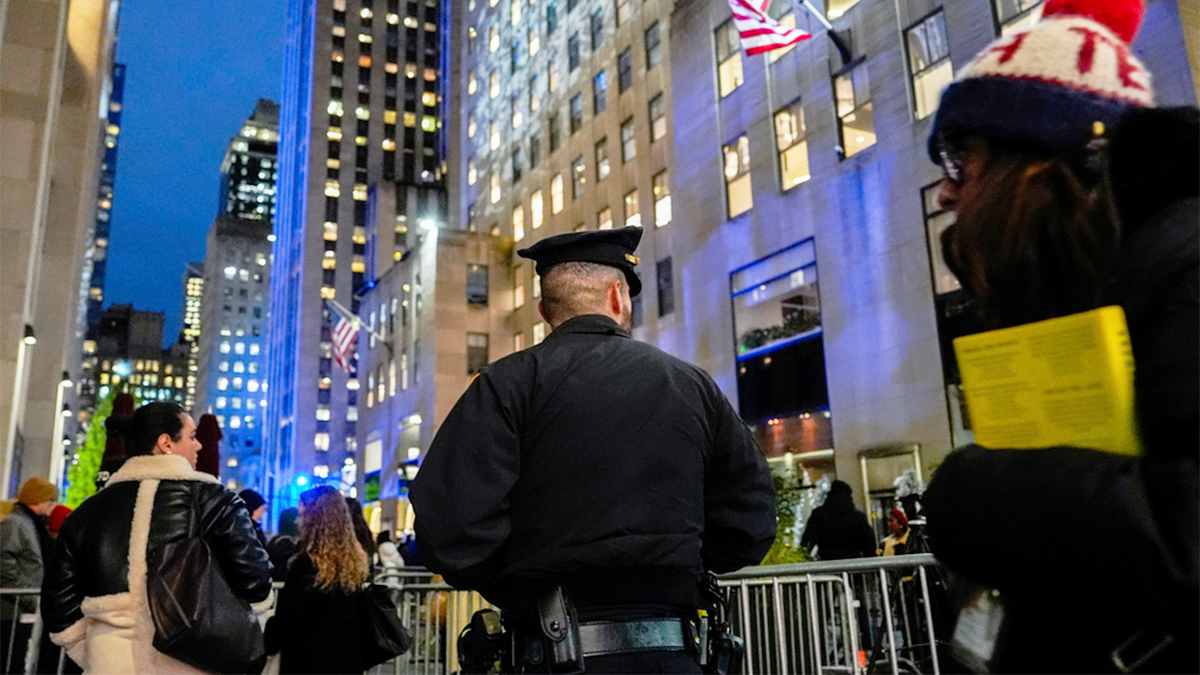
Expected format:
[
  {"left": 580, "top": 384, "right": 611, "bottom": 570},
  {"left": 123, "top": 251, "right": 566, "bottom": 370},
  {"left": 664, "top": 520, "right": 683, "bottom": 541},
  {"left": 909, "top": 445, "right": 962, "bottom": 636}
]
[
  {"left": 645, "top": 22, "right": 662, "bottom": 68},
  {"left": 467, "top": 264, "right": 488, "bottom": 305},
  {"left": 593, "top": 71, "right": 608, "bottom": 114},
  {"left": 547, "top": 0, "right": 558, "bottom": 34},
  {"left": 512, "top": 149, "right": 523, "bottom": 182},
  {"left": 649, "top": 93, "right": 667, "bottom": 142},
  {"left": 568, "top": 33, "right": 581, "bottom": 71},
  {"left": 590, "top": 8, "right": 605, "bottom": 50},
  {"left": 617, "top": 49, "right": 633, "bottom": 93},
  {"left": 530, "top": 132, "right": 542, "bottom": 168},
  {"left": 567, "top": 0, "right": 578, "bottom": 12},
  {"left": 570, "top": 93, "right": 584, "bottom": 134},
  {"left": 656, "top": 257, "right": 674, "bottom": 316},
  {"left": 549, "top": 113, "right": 561, "bottom": 152},
  {"left": 467, "top": 332, "right": 489, "bottom": 375}
]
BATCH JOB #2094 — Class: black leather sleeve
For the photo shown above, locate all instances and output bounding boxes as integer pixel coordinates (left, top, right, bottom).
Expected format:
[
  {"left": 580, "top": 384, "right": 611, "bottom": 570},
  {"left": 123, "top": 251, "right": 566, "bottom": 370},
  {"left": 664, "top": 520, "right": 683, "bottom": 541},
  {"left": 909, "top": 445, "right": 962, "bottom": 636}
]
[
  {"left": 40, "top": 528, "right": 86, "bottom": 634},
  {"left": 196, "top": 484, "right": 273, "bottom": 603}
]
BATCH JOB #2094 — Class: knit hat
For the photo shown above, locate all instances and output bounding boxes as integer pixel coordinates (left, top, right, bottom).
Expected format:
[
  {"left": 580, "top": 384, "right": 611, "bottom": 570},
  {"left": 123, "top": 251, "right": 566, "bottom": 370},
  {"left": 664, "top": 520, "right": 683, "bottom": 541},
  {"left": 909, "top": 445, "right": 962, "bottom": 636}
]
[
  {"left": 17, "top": 477, "right": 56, "bottom": 506},
  {"left": 48, "top": 505, "right": 73, "bottom": 534},
  {"left": 928, "top": 0, "right": 1153, "bottom": 161},
  {"left": 239, "top": 489, "right": 267, "bottom": 514},
  {"left": 889, "top": 507, "right": 909, "bottom": 529}
]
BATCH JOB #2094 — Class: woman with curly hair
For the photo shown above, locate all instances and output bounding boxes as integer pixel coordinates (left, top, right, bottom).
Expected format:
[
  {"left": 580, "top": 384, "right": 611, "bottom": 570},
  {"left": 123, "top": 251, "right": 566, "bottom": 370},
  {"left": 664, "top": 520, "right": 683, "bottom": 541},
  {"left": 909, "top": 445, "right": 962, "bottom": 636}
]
[{"left": 265, "top": 486, "right": 371, "bottom": 674}]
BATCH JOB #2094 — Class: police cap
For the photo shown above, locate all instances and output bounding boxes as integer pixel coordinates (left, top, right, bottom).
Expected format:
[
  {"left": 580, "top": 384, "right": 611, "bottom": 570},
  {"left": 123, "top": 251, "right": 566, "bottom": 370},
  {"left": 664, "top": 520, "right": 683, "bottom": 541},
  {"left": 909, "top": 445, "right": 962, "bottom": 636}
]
[{"left": 516, "top": 226, "right": 644, "bottom": 297}]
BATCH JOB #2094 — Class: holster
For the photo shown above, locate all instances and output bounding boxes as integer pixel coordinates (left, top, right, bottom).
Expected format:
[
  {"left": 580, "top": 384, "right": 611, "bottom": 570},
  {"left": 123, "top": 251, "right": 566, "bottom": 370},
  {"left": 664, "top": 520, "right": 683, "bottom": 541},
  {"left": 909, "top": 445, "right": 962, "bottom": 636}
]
[{"left": 537, "top": 585, "right": 584, "bottom": 674}]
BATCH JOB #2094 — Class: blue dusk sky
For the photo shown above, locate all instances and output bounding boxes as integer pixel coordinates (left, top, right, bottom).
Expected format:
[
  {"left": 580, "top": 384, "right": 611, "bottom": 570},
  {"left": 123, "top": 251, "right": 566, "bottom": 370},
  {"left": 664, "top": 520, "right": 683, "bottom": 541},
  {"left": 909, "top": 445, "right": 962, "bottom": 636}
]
[{"left": 106, "top": 0, "right": 286, "bottom": 345}]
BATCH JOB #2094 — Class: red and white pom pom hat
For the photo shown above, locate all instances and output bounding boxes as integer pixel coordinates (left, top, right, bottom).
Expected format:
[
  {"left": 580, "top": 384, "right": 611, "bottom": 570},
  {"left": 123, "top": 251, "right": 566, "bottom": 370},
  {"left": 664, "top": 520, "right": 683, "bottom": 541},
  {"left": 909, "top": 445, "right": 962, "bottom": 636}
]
[{"left": 928, "top": 0, "right": 1154, "bottom": 159}]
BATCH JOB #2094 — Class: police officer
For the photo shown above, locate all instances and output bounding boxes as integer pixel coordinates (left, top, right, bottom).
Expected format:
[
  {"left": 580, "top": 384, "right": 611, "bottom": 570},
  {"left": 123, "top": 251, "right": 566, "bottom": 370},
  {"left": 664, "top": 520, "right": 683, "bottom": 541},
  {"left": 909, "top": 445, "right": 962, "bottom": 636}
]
[{"left": 410, "top": 226, "right": 776, "bottom": 673}]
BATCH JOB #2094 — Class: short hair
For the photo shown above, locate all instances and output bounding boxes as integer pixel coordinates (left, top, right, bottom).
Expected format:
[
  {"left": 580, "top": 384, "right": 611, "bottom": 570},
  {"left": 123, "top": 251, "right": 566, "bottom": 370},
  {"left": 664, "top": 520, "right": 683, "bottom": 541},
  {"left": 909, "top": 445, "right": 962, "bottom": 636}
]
[{"left": 540, "top": 261, "right": 623, "bottom": 325}]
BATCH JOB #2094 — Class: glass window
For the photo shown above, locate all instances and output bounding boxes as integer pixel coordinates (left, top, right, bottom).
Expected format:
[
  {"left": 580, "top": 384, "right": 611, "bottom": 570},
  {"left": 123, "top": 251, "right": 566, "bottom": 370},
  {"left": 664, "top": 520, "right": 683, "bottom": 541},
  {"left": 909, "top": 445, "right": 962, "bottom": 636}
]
[
  {"left": 467, "top": 158, "right": 477, "bottom": 185},
  {"left": 548, "top": 59, "right": 560, "bottom": 93},
  {"left": 905, "top": 10, "right": 953, "bottom": 120},
  {"left": 467, "top": 264, "right": 488, "bottom": 305},
  {"left": 489, "top": 70, "right": 499, "bottom": 98},
  {"left": 549, "top": 113, "right": 561, "bottom": 152},
  {"left": 715, "top": 20, "right": 743, "bottom": 98},
  {"left": 645, "top": 22, "right": 662, "bottom": 68},
  {"left": 513, "top": 203, "right": 526, "bottom": 241},
  {"left": 767, "top": 9, "right": 799, "bottom": 64},
  {"left": 649, "top": 93, "right": 667, "bottom": 142},
  {"left": 530, "top": 132, "right": 542, "bottom": 168},
  {"left": 529, "top": 75, "right": 541, "bottom": 112},
  {"left": 834, "top": 63, "right": 876, "bottom": 158},
  {"left": 551, "top": 174, "right": 565, "bottom": 213},
  {"left": 593, "top": 71, "right": 608, "bottom": 114},
  {"left": 514, "top": 331, "right": 526, "bottom": 352},
  {"left": 826, "top": 0, "right": 860, "bottom": 19},
  {"left": 618, "top": 49, "right": 633, "bottom": 93},
  {"left": 653, "top": 170, "right": 672, "bottom": 227},
  {"left": 568, "top": 32, "right": 581, "bottom": 71},
  {"left": 598, "top": 206, "right": 613, "bottom": 230},
  {"left": 570, "top": 93, "right": 584, "bottom": 133},
  {"left": 514, "top": 267, "right": 526, "bottom": 308},
  {"left": 467, "top": 333, "right": 489, "bottom": 375},
  {"left": 595, "top": 138, "right": 610, "bottom": 182},
  {"left": 490, "top": 173, "right": 501, "bottom": 203},
  {"left": 994, "top": 0, "right": 1041, "bottom": 35},
  {"left": 489, "top": 25, "right": 499, "bottom": 52},
  {"left": 620, "top": 118, "right": 636, "bottom": 162},
  {"left": 623, "top": 189, "right": 641, "bottom": 228},
  {"left": 774, "top": 101, "right": 811, "bottom": 189},
  {"left": 513, "top": 149, "right": 523, "bottom": 182},
  {"left": 511, "top": 96, "right": 523, "bottom": 128},
  {"left": 547, "top": 0, "right": 558, "bottom": 33},
  {"left": 724, "top": 135, "right": 753, "bottom": 218},
  {"left": 571, "top": 156, "right": 586, "bottom": 198},
  {"left": 657, "top": 257, "right": 674, "bottom": 317},
  {"left": 532, "top": 321, "right": 547, "bottom": 345},
  {"left": 531, "top": 190, "right": 545, "bottom": 229},
  {"left": 616, "top": 0, "right": 632, "bottom": 25},
  {"left": 590, "top": 8, "right": 605, "bottom": 49}
]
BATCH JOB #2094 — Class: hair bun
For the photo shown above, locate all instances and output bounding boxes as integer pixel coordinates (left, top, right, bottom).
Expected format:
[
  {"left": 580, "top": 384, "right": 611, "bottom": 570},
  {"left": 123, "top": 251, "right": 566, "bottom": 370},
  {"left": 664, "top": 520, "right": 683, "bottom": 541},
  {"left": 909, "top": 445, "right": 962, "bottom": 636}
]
[{"left": 105, "top": 415, "right": 131, "bottom": 436}]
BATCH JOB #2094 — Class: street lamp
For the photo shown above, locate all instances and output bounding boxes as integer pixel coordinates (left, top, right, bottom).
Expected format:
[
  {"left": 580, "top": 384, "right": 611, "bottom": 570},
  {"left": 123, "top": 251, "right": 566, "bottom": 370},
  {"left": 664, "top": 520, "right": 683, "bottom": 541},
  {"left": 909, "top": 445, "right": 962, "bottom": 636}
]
[
  {"left": 50, "top": 370, "right": 75, "bottom": 491},
  {"left": 22, "top": 324, "right": 36, "bottom": 345}
]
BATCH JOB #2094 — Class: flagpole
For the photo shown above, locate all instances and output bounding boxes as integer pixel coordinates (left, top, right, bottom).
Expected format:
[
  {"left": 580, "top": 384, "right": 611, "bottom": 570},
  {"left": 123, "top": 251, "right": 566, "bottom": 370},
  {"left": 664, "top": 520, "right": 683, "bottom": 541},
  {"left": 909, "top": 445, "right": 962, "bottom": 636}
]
[
  {"left": 325, "top": 297, "right": 393, "bottom": 355},
  {"left": 793, "top": 0, "right": 854, "bottom": 64}
]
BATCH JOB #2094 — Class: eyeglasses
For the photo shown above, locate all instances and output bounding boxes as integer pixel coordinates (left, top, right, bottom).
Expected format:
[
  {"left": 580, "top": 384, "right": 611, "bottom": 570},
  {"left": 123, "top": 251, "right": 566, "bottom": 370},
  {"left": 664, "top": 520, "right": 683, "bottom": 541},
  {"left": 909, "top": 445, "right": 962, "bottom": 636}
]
[{"left": 936, "top": 139, "right": 965, "bottom": 187}]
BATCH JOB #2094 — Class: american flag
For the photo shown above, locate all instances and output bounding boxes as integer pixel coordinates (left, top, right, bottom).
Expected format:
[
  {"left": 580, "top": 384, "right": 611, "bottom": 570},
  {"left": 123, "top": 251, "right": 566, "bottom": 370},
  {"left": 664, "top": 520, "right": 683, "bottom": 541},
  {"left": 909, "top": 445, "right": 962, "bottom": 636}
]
[
  {"left": 330, "top": 309, "right": 360, "bottom": 374},
  {"left": 727, "top": 0, "right": 812, "bottom": 56}
]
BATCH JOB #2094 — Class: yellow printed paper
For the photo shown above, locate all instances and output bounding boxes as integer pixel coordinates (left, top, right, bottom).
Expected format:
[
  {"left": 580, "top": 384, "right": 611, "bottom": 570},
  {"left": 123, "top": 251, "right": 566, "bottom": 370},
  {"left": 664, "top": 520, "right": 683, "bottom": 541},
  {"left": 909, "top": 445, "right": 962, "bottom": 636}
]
[{"left": 953, "top": 306, "right": 1140, "bottom": 455}]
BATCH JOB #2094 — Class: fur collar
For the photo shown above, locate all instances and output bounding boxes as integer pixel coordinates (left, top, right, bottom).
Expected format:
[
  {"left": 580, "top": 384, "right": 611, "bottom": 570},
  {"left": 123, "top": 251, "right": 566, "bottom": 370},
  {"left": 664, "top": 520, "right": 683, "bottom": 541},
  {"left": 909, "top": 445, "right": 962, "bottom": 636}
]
[{"left": 106, "top": 454, "right": 220, "bottom": 485}]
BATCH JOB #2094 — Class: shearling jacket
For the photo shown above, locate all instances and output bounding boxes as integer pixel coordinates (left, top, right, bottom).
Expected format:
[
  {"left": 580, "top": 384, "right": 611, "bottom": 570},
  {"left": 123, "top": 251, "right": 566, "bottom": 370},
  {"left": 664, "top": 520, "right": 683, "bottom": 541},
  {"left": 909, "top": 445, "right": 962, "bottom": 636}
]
[{"left": 41, "top": 454, "right": 272, "bottom": 673}]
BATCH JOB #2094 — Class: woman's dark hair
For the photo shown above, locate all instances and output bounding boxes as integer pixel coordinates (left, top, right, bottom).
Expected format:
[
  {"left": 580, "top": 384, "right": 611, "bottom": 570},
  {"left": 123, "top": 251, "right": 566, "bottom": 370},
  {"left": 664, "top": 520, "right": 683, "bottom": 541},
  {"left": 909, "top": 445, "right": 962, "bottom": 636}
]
[
  {"left": 105, "top": 401, "right": 187, "bottom": 457},
  {"left": 345, "top": 497, "right": 377, "bottom": 557},
  {"left": 940, "top": 141, "right": 1120, "bottom": 329}
]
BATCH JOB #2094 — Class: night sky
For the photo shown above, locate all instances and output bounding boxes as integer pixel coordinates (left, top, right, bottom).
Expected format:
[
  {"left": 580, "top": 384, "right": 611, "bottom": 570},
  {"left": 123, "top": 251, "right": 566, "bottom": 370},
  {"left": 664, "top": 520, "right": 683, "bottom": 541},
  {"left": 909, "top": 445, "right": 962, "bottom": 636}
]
[{"left": 106, "top": 0, "right": 286, "bottom": 346}]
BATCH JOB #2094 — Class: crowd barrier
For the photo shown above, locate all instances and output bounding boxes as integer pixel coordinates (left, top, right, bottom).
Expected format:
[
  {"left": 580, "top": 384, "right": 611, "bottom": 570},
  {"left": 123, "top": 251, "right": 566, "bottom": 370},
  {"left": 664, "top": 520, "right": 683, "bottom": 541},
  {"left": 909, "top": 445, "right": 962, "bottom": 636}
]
[{"left": 3, "top": 555, "right": 948, "bottom": 675}]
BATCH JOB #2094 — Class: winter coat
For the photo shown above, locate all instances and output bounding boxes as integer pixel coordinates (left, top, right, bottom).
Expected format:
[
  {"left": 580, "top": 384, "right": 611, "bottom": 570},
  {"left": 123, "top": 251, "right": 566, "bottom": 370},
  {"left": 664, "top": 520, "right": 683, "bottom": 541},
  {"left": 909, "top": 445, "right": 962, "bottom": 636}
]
[
  {"left": 376, "top": 541, "right": 405, "bottom": 570},
  {"left": 0, "top": 503, "right": 50, "bottom": 619},
  {"left": 924, "top": 107, "right": 1199, "bottom": 673},
  {"left": 264, "top": 553, "right": 368, "bottom": 674},
  {"left": 410, "top": 314, "right": 776, "bottom": 613},
  {"left": 799, "top": 489, "right": 876, "bottom": 560},
  {"left": 41, "top": 454, "right": 273, "bottom": 674}
]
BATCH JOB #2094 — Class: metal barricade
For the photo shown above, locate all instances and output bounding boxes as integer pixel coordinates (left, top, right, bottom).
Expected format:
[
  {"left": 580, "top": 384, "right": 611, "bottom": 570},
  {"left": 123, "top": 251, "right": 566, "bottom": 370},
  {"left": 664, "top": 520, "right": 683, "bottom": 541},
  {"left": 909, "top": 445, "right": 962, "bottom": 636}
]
[
  {"left": 368, "top": 570, "right": 493, "bottom": 675},
  {"left": 718, "top": 554, "right": 945, "bottom": 675}
]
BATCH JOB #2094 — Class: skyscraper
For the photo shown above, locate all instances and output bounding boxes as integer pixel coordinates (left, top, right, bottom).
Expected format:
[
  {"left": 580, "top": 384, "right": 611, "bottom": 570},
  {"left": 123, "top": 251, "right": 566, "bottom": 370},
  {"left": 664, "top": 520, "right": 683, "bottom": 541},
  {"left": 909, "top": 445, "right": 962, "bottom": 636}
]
[
  {"left": 219, "top": 99, "right": 280, "bottom": 222},
  {"left": 268, "top": 0, "right": 446, "bottom": 505},
  {"left": 181, "top": 262, "right": 204, "bottom": 409},
  {"left": 85, "top": 62, "right": 126, "bottom": 329}
]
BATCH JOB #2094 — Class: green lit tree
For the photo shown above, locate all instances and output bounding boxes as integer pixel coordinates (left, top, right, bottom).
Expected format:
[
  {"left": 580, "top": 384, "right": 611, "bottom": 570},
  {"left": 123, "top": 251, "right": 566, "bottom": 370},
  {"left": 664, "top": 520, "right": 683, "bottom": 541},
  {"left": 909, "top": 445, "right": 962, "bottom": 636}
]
[
  {"left": 759, "top": 461, "right": 816, "bottom": 566},
  {"left": 65, "top": 389, "right": 124, "bottom": 507}
]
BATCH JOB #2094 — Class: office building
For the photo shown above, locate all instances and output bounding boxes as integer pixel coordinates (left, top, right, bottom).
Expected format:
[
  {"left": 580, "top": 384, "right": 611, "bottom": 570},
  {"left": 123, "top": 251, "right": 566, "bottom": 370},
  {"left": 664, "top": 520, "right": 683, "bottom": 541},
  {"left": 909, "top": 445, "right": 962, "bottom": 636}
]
[
  {"left": 1, "top": 0, "right": 122, "bottom": 495},
  {"left": 195, "top": 218, "right": 273, "bottom": 492},
  {"left": 89, "top": 305, "right": 187, "bottom": 405},
  {"left": 181, "top": 262, "right": 204, "bottom": 409},
  {"left": 219, "top": 99, "right": 281, "bottom": 222},
  {"left": 268, "top": 0, "right": 447, "bottom": 506},
  {"left": 84, "top": 62, "right": 126, "bottom": 329}
]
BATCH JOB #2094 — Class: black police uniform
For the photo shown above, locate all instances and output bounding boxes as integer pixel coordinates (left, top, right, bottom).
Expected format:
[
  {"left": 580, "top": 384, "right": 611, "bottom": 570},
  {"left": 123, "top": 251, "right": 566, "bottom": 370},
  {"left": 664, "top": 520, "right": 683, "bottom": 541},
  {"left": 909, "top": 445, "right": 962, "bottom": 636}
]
[{"left": 410, "top": 228, "right": 776, "bottom": 673}]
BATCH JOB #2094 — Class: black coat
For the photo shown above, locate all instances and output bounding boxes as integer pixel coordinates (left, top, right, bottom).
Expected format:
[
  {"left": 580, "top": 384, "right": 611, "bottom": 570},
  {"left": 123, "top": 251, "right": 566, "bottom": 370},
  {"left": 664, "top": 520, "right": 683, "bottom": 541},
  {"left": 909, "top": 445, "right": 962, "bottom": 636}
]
[
  {"left": 410, "top": 314, "right": 776, "bottom": 611},
  {"left": 264, "top": 553, "right": 368, "bottom": 674},
  {"left": 42, "top": 455, "right": 273, "bottom": 635},
  {"left": 799, "top": 489, "right": 876, "bottom": 560},
  {"left": 924, "top": 107, "right": 1199, "bottom": 673}
]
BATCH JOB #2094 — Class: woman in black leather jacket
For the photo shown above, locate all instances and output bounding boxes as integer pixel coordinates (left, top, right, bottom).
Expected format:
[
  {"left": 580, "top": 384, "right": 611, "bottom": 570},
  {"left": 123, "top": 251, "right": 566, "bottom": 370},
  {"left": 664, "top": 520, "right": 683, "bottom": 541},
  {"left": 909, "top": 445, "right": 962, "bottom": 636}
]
[{"left": 42, "top": 402, "right": 273, "bottom": 674}]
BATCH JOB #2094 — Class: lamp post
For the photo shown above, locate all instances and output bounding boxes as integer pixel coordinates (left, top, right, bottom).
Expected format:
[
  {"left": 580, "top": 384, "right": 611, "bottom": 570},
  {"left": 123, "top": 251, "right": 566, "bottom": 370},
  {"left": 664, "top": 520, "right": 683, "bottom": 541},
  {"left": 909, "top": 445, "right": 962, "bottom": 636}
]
[
  {"left": 49, "top": 371, "right": 73, "bottom": 491},
  {"left": 3, "top": 325, "right": 38, "bottom": 498}
]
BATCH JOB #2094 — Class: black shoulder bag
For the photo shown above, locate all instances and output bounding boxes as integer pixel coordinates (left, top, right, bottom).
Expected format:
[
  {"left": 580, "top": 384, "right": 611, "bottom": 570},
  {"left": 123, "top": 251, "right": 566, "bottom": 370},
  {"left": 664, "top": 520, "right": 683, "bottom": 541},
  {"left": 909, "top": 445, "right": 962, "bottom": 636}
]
[
  {"left": 360, "top": 583, "right": 411, "bottom": 668},
  {"left": 147, "top": 483, "right": 266, "bottom": 674}
]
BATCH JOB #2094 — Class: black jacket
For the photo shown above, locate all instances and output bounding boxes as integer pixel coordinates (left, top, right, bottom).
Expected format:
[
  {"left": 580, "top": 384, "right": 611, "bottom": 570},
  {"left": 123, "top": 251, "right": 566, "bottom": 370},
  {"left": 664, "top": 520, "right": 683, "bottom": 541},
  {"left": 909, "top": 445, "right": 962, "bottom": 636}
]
[
  {"left": 264, "top": 554, "right": 367, "bottom": 674},
  {"left": 42, "top": 454, "right": 273, "bottom": 635},
  {"left": 410, "top": 314, "right": 776, "bottom": 611},
  {"left": 800, "top": 488, "right": 876, "bottom": 560},
  {"left": 925, "top": 107, "right": 1199, "bottom": 673}
]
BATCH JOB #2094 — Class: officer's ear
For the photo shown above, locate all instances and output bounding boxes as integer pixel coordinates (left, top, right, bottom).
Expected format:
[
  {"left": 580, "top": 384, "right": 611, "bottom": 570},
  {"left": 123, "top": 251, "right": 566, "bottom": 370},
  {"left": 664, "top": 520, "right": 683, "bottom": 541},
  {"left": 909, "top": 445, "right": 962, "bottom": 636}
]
[
  {"left": 537, "top": 300, "right": 550, "bottom": 324},
  {"left": 606, "top": 279, "right": 623, "bottom": 315}
]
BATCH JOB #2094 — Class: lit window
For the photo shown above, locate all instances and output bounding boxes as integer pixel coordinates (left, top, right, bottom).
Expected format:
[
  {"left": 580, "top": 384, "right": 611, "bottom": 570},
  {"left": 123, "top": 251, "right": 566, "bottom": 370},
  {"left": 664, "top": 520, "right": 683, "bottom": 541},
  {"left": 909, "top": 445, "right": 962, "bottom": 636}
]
[
  {"left": 511, "top": 97, "right": 523, "bottom": 128},
  {"left": 468, "top": 158, "right": 477, "bottom": 185},
  {"left": 490, "top": 174, "right": 501, "bottom": 204},
  {"left": 530, "top": 190, "right": 544, "bottom": 229},
  {"left": 468, "top": 72, "right": 477, "bottom": 95},
  {"left": 550, "top": 174, "right": 564, "bottom": 214},
  {"left": 723, "top": 135, "right": 753, "bottom": 218},
  {"left": 834, "top": 63, "right": 876, "bottom": 157},
  {"left": 382, "top": 138, "right": 396, "bottom": 151},
  {"left": 514, "top": 332, "right": 526, "bottom": 352},
  {"left": 529, "top": 28, "right": 540, "bottom": 56},
  {"left": 321, "top": 286, "right": 337, "bottom": 299},
  {"left": 767, "top": 13, "right": 799, "bottom": 64},
  {"left": 405, "top": 63, "right": 417, "bottom": 79},
  {"left": 353, "top": 184, "right": 368, "bottom": 201},
  {"left": 490, "top": 122, "right": 500, "bottom": 150},
  {"left": 489, "top": 25, "right": 499, "bottom": 52},
  {"left": 422, "top": 91, "right": 437, "bottom": 107},
  {"left": 514, "top": 267, "right": 526, "bottom": 307},
  {"left": 326, "top": 128, "right": 343, "bottom": 141},
  {"left": 653, "top": 171, "right": 672, "bottom": 227},
  {"left": 217, "top": 377, "right": 228, "bottom": 391},
  {"left": 532, "top": 321, "right": 547, "bottom": 345},
  {"left": 404, "top": 111, "right": 417, "bottom": 127},
  {"left": 513, "top": 204, "right": 525, "bottom": 241},
  {"left": 468, "top": 112, "right": 477, "bottom": 137},
  {"left": 649, "top": 93, "right": 667, "bottom": 142},
  {"left": 905, "top": 10, "right": 953, "bottom": 120},
  {"left": 511, "top": 0, "right": 521, "bottom": 24},
  {"left": 593, "top": 71, "right": 608, "bottom": 114},
  {"left": 421, "top": 116, "right": 438, "bottom": 132},
  {"left": 597, "top": 206, "right": 613, "bottom": 230},
  {"left": 623, "top": 190, "right": 641, "bottom": 228},
  {"left": 620, "top": 118, "right": 636, "bottom": 162},
  {"left": 327, "top": 100, "right": 345, "bottom": 116},
  {"left": 595, "top": 138, "right": 610, "bottom": 182},
  {"left": 775, "top": 102, "right": 811, "bottom": 188},
  {"left": 645, "top": 22, "right": 662, "bottom": 68},
  {"left": 715, "top": 20, "right": 744, "bottom": 98},
  {"left": 489, "top": 71, "right": 499, "bottom": 99},
  {"left": 358, "top": 55, "right": 372, "bottom": 68},
  {"left": 355, "top": 106, "right": 370, "bottom": 120}
]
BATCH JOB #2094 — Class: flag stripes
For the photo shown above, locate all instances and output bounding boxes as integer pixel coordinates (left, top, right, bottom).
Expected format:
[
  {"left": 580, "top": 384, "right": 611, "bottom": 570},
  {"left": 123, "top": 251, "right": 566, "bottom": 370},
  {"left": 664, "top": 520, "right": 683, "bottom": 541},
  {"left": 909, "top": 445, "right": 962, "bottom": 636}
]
[{"left": 727, "top": 0, "right": 812, "bottom": 56}]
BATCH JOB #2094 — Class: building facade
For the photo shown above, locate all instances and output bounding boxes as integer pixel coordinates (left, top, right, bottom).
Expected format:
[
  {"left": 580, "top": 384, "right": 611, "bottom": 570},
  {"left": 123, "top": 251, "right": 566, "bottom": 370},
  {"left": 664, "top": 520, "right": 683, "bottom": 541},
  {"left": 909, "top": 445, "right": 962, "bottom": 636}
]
[
  {"left": 195, "top": 218, "right": 273, "bottom": 492},
  {"left": 84, "top": 62, "right": 126, "bottom": 330},
  {"left": 1, "top": 0, "right": 122, "bottom": 495},
  {"left": 662, "top": 0, "right": 1197, "bottom": 513},
  {"left": 181, "top": 262, "right": 204, "bottom": 409},
  {"left": 89, "top": 304, "right": 187, "bottom": 406},
  {"left": 268, "top": 0, "right": 447, "bottom": 508},
  {"left": 219, "top": 99, "right": 281, "bottom": 222}
]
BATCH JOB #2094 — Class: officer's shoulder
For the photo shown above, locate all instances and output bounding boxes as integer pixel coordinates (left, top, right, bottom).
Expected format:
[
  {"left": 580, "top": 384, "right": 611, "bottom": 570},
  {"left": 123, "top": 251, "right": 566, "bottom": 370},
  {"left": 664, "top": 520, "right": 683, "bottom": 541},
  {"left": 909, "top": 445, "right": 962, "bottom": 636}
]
[{"left": 627, "top": 339, "right": 722, "bottom": 387}]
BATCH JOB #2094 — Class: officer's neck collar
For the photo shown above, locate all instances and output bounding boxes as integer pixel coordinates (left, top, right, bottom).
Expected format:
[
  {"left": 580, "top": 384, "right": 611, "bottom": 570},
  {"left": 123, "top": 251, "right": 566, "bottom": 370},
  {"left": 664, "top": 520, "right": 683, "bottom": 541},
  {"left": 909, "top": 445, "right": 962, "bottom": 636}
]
[{"left": 550, "top": 314, "right": 631, "bottom": 338}]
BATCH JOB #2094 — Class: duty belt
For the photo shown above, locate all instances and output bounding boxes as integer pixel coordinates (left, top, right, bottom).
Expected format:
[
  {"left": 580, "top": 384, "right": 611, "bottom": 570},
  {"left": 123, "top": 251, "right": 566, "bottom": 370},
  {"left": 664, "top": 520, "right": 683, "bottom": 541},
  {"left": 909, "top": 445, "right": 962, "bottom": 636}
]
[{"left": 577, "top": 618, "right": 688, "bottom": 656}]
